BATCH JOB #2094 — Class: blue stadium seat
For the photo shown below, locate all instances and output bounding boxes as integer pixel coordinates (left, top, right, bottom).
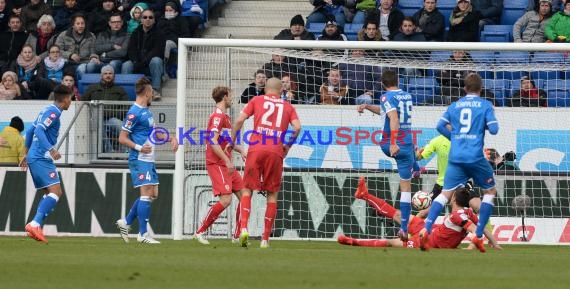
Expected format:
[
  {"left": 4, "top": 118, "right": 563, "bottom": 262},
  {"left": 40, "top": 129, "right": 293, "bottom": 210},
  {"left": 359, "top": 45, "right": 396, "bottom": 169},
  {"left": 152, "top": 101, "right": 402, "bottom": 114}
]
[
  {"left": 483, "top": 79, "right": 508, "bottom": 106},
  {"left": 501, "top": 9, "right": 526, "bottom": 25},
  {"left": 503, "top": 0, "right": 528, "bottom": 9},
  {"left": 400, "top": 8, "right": 418, "bottom": 17},
  {"left": 79, "top": 74, "right": 146, "bottom": 101},
  {"left": 343, "top": 23, "right": 360, "bottom": 40},
  {"left": 480, "top": 25, "right": 513, "bottom": 42},
  {"left": 398, "top": 0, "right": 423, "bottom": 8},
  {"left": 547, "top": 90, "right": 570, "bottom": 107},
  {"left": 407, "top": 77, "right": 439, "bottom": 105},
  {"left": 469, "top": 51, "right": 495, "bottom": 79},
  {"left": 429, "top": 51, "right": 451, "bottom": 62},
  {"left": 496, "top": 51, "right": 530, "bottom": 63},
  {"left": 438, "top": 0, "right": 457, "bottom": 28},
  {"left": 307, "top": 23, "right": 325, "bottom": 35},
  {"left": 530, "top": 52, "right": 566, "bottom": 80}
]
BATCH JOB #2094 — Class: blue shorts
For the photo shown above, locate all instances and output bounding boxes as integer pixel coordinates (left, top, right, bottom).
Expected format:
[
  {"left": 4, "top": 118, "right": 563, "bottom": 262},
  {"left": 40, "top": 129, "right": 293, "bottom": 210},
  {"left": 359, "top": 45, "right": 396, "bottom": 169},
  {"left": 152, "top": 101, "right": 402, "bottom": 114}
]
[
  {"left": 129, "top": 160, "right": 159, "bottom": 188},
  {"left": 381, "top": 144, "right": 415, "bottom": 180},
  {"left": 28, "top": 159, "right": 60, "bottom": 189},
  {"left": 443, "top": 159, "right": 496, "bottom": 191}
]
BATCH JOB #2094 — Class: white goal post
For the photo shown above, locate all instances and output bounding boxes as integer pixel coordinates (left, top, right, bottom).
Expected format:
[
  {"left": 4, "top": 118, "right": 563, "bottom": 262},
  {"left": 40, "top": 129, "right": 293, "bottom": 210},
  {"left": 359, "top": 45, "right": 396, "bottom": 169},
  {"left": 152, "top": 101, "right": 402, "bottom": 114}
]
[{"left": 173, "top": 39, "right": 570, "bottom": 244}]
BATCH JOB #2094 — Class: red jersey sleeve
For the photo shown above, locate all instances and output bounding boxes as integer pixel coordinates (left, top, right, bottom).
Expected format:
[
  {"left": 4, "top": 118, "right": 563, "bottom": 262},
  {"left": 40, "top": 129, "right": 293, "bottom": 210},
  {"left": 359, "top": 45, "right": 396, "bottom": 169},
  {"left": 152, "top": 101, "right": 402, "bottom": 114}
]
[{"left": 449, "top": 209, "right": 473, "bottom": 230}]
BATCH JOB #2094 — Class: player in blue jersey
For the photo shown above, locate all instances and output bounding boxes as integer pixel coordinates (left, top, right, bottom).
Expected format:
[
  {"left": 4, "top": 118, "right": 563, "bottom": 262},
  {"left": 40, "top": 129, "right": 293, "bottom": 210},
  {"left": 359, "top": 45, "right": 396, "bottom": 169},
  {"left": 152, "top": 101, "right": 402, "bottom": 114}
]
[
  {"left": 20, "top": 85, "right": 73, "bottom": 243},
  {"left": 357, "top": 70, "right": 419, "bottom": 242},
  {"left": 115, "top": 77, "right": 178, "bottom": 244},
  {"left": 419, "top": 73, "right": 499, "bottom": 252}
]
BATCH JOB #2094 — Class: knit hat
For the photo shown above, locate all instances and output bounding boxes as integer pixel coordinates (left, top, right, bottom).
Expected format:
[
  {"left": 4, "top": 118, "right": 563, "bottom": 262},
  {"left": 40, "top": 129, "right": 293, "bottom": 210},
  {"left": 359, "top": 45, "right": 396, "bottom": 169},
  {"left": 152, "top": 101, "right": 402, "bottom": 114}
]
[
  {"left": 290, "top": 14, "right": 305, "bottom": 27},
  {"left": 101, "top": 65, "right": 114, "bottom": 75},
  {"left": 457, "top": 0, "right": 470, "bottom": 3},
  {"left": 165, "top": 1, "right": 178, "bottom": 11},
  {"left": 10, "top": 116, "right": 24, "bottom": 132},
  {"left": 325, "top": 14, "right": 337, "bottom": 26}
]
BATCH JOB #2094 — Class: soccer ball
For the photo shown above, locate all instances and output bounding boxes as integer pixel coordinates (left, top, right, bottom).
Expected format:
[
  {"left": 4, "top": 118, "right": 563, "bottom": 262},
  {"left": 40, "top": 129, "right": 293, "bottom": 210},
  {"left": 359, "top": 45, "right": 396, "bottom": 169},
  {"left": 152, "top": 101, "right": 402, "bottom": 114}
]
[{"left": 412, "top": 191, "right": 432, "bottom": 210}]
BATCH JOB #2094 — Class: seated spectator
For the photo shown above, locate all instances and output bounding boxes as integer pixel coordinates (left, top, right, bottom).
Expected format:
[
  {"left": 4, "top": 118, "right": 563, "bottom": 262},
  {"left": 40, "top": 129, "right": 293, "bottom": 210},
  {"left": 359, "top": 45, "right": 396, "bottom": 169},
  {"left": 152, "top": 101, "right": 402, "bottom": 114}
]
[
  {"left": 357, "top": 17, "right": 383, "bottom": 41},
  {"left": 545, "top": 0, "right": 570, "bottom": 42},
  {"left": 49, "top": 73, "right": 80, "bottom": 100},
  {"left": 157, "top": 2, "right": 191, "bottom": 71},
  {"left": 436, "top": 50, "right": 475, "bottom": 105},
  {"left": 0, "top": 71, "right": 23, "bottom": 100},
  {"left": 393, "top": 17, "right": 426, "bottom": 41},
  {"left": 123, "top": 9, "right": 165, "bottom": 99},
  {"left": 508, "top": 76, "right": 547, "bottom": 107},
  {"left": 93, "top": 12, "right": 130, "bottom": 74},
  {"left": 81, "top": 65, "right": 129, "bottom": 152},
  {"left": 0, "top": 116, "right": 25, "bottom": 164},
  {"left": 0, "top": 16, "right": 28, "bottom": 74},
  {"left": 447, "top": 0, "right": 480, "bottom": 42},
  {"left": 320, "top": 68, "right": 351, "bottom": 105},
  {"left": 514, "top": 0, "right": 554, "bottom": 43},
  {"left": 471, "top": 0, "right": 503, "bottom": 28},
  {"left": 339, "top": 49, "right": 381, "bottom": 103},
  {"left": 307, "top": 0, "right": 347, "bottom": 29},
  {"left": 54, "top": 0, "right": 82, "bottom": 33},
  {"left": 127, "top": 2, "right": 149, "bottom": 34},
  {"left": 0, "top": 0, "right": 11, "bottom": 32},
  {"left": 56, "top": 13, "right": 99, "bottom": 80},
  {"left": 281, "top": 73, "right": 304, "bottom": 104},
  {"left": 37, "top": 44, "right": 68, "bottom": 87},
  {"left": 274, "top": 14, "right": 316, "bottom": 40},
  {"left": 21, "top": 0, "right": 52, "bottom": 33},
  {"left": 316, "top": 15, "right": 348, "bottom": 56},
  {"left": 25, "top": 14, "right": 57, "bottom": 59},
  {"left": 350, "top": 0, "right": 377, "bottom": 25},
  {"left": 240, "top": 69, "right": 266, "bottom": 103},
  {"left": 88, "top": 0, "right": 117, "bottom": 35},
  {"left": 10, "top": 44, "right": 53, "bottom": 99},
  {"left": 528, "top": 0, "right": 562, "bottom": 12},
  {"left": 374, "top": 0, "right": 404, "bottom": 40},
  {"left": 412, "top": 0, "right": 446, "bottom": 41}
]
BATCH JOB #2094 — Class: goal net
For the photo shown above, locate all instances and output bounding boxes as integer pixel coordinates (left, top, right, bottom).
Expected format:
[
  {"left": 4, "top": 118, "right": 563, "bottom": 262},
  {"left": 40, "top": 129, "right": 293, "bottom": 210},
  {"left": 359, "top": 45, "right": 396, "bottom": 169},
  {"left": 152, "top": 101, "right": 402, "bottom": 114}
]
[{"left": 173, "top": 39, "right": 570, "bottom": 245}]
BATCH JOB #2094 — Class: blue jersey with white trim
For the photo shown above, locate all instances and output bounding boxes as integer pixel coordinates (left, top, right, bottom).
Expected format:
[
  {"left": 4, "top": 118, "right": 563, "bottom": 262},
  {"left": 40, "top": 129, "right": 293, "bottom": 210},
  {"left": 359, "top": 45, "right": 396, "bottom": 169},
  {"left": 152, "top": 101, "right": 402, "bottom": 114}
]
[
  {"left": 122, "top": 103, "right": 156, "bottom": 162},
  {"left": 28, "top": 104, "right": 62, "bottom": 161},
  {"left": 379, "top": 89, "right": 413, "bottom": 148},
  {"left": 441, "top": 95, "right": 498, "bottom": 163}
]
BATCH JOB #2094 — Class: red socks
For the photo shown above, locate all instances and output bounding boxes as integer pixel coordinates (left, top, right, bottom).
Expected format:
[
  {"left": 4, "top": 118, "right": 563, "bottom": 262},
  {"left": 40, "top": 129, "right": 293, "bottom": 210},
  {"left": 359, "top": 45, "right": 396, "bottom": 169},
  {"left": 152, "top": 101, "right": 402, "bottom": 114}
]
[
  {"left": 196, "top": 202, "right": 225, "bottom": 234},
  {"left": 262, "top": 202, "right": 277, "bottom": 241},
  {"left": 354, "top": 239, "right": 389, "bottom": 247},
  {"left": 240, "top": 195, "right": 251, "bottom": 231},
  {"left": 233, "top": 202, "right": 241, "bottom": 239},
  {"left": 363, "top": 194, "right": 396, "bottom": 219}
]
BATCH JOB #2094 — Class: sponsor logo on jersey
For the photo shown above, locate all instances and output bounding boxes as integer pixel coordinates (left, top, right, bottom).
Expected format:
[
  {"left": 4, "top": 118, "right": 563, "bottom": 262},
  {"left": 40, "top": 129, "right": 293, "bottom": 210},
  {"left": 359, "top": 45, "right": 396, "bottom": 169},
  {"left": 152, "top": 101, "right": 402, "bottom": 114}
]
[
  {"left": 225, "top": 184, "right": 230, "bottom": 191},
  {"left": 49, "top": 113, "right": 57, "bottom": 119},
  {"left": 49, "top": 172, "right": 57, "bottom": 178},
  {"left": 128, "top": 114, "right": 135, "bottom": 120},
  {"left": 125, "top": 120, "right": 133, "bottom": 129},
  {"left": 43, "top": 118, "right": 52, "bottom": 126},
  {"left": 138, "top": 173, "right": 145, "bottom": 180},
  {"left": 213, "top": 117, "right": 221, "bottom": 127},
  {"left": 381, "top": 96, "right": 386, "bottom": 102}
]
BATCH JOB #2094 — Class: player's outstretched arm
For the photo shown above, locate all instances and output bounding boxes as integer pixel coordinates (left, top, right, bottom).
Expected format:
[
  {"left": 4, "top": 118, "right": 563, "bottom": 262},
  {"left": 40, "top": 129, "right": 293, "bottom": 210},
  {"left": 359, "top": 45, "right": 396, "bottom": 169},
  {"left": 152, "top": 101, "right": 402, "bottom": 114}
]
[
  {"left": 357, "top": 104, "right": 383, "bottom": 115},
  {"left": 483, "top": 227, "right": 502, "bottom": 250}
]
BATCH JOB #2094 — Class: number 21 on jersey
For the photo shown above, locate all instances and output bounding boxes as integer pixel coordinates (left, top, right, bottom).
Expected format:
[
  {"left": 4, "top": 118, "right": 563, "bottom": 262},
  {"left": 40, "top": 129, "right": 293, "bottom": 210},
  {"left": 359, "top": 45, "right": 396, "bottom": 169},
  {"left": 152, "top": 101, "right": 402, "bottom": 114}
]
[{"left": 261, "top": 101, "right": 284, "bottom": 128}]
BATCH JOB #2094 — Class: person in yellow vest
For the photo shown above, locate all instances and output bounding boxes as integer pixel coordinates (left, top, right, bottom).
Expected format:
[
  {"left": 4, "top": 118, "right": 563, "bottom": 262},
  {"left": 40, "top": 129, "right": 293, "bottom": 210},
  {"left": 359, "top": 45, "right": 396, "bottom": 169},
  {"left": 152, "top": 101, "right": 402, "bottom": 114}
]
[{"left": 0, "top": 116, "right": 25, "bottom": 164}]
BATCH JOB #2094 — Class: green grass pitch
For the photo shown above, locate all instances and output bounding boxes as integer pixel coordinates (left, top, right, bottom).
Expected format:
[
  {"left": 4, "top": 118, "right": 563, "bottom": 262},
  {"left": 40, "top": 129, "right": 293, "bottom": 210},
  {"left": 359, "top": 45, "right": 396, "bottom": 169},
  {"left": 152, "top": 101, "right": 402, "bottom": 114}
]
[{"left": 1, "top": 236, "right": 569, "bottom": 289}]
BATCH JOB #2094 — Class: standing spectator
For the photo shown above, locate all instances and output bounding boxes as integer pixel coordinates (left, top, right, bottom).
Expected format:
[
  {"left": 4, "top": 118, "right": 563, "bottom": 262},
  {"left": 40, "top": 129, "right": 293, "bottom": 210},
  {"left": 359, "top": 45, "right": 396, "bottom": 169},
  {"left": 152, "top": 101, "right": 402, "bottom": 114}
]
[
  {"left": 127, "top": 2, "right": 148, "bottom": 34},
  {"left": 351, "top": 0, "right": 378, "bottom": 25},
  {"left": 0, "top": 0, "right": 11, "bottom": 32},
  {"left": 471, "top": 0, "right": 503, "bottom": 28},
  {"left": 545, "top": 0, "right": 570, "bottom": 42},
  {"left": 25, "top": 14, "right": 58, "bottom": 59},
  {"left": 307, "top": 0, "right": 347, "bottom": 29},
  {"left": 55, "top": 13, "right": 99, "bottom": 80},
  {"left": 157, "top": 1, "right": 190, "bottom": 72},
  {"left": 436, "top": 50, "right": 475, "bottom": 104},
  {"left": 507, "top": 76, "right": 548, "bottom": 107},
  {"left": 393, "top": 17, "right": 427, "bottom": 41},
  {"left": 123, "top": 9, "right": 165, "bottom": 99},
  {"left": 514, "top": 0, "right": 554, "bottom": 43},
  {"left": 88, "top": 0, "right": 117, "bottom": 35},
  {"left": 0, "top": 71, "right": 23, "bottom": 100},
  {"left": 0, "top": 116, "right": 25, "bottom": 164},
  {"left": 11, "top": 43, "right": 55, "bottom": 99},
  {"left": 240, "top": 69, "right": 266, "bottom": 103},
  {"left": 412, "top": 0, "right": 446, "bottom": 41},
  {"left": 447, "top": 0, "right": 480, "bottom": 42},
  {"left": 21, "top": 0, "right": 52, "bottom": 33},
  {"left": 320, "top": 68, "right": 350, "bottom": 105},
  {"left": 37, "top": 44, "right": 68, "bottom": 87},
  {"left": 274, "top": 14, "right": 316, "bottom": 40},
  {"left": 93, "top": 12, "right": 130, "bottom": 74},
  {"left": 376, "top": 0, "right": 405, "bottom": 40},
  {"left": 54, "top": 0, "right": 82, "bottom": 33}
]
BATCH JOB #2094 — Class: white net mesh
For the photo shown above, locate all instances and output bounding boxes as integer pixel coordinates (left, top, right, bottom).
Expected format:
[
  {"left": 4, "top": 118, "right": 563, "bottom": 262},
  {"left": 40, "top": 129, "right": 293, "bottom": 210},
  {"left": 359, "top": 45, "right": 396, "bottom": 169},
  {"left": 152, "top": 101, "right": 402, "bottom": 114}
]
[{"left": 177, "top": 40, "right": 570, "bottom": 244}]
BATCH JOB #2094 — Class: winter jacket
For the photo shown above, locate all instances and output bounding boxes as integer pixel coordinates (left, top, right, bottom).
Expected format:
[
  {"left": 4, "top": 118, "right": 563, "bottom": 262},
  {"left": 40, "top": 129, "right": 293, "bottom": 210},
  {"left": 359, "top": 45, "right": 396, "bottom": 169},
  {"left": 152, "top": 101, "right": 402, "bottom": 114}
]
[
  {"left": 471, "top": 0, "right": 503, "bottom": 23},
  {"left": 157, "top": 15, "right": 191, "bottom": 43},
  {"left": 95, "top": 29, "right": 130, "bottom": 62},
  {"left": 412, "top": 8, "right": 446, "bottom": 41},
  {"left": 545, "top": 11, "right": 570, "bottom": 42},
  {"left": 274, "top": 29, "right": 316, "bottom": 40},
  {"left": 25, "top": 30, "right": 58, "bottom": 59},
  {"left": 447, "top": 11, "right": 480, "bottom": 42},
  {"left": 55, "top": 28, "right": 98, "bottom": 63},
  {"left": 54, "top": 5, "right": 82, "bottom": 33},
  {"left": 513, "top": 11, "right": 552, "bottom": 43},
  {"left": 21, "top": 1, "right": 52, "bottom": 33},
  {"left": 127, "top": 24, "right": 166, "bottom": 72}
]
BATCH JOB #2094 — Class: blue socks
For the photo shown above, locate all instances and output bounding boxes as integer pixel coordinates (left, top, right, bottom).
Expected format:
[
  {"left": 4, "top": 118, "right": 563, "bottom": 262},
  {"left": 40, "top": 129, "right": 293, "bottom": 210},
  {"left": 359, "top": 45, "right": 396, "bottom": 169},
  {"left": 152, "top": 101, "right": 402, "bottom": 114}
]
[
  {"left": 137, "top": 197, "right": 152, "bottom": 235},
  {"left": 425, "top": 194, "right": 448, "bottom": 234},
  {"left": 399, "top": 192, "right": 412, "bottom": 233},
  {"left": 476, "top": 194, "right": 495, "bottom": 238},
  {"left": 32, "top": 193, "right": 59, "bottom": 226},
  {"left": 126, "top": 197, "right": 140, "bottom": 225}
]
